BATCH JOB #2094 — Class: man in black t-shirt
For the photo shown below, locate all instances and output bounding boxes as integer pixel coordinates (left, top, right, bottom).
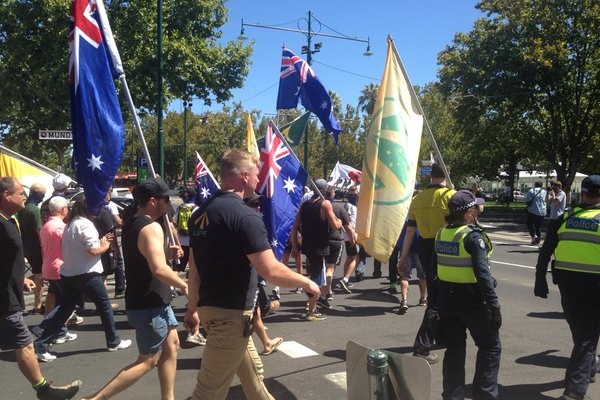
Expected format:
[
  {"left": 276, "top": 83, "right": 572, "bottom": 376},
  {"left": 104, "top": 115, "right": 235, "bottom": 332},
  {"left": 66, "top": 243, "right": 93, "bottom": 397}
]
[
  {"left": 184, "top": 149, "right": 320, "bottom": 400},
  {"left": 80, "top": 177, "right": 188, "bottom": 400},
  {"left": 0, "top": 177, "right": 81, "bottom": 400}
]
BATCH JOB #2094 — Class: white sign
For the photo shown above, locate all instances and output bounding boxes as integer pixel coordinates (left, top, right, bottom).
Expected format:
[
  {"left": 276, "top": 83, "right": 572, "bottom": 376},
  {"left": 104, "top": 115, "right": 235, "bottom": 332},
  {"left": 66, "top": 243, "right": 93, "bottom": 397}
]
[{"left": 39, "top": 130, "right": 72, "bottom": 140}]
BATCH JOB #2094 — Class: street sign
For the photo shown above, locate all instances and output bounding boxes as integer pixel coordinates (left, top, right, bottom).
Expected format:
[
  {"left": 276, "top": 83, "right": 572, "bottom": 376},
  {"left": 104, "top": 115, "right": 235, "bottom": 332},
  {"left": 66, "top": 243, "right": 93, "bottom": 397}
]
[
  {"left": 420, "top": 167, "right": 431, "bottom": 176},
  {"left": 39, "top": 130, "right": 72, "bottom": 140}
]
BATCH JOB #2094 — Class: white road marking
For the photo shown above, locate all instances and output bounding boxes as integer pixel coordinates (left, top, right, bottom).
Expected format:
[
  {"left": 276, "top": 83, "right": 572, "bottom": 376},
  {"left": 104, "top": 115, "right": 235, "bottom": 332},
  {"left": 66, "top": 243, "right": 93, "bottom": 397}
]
[
  {"left": 324, "top": 371, "right": 347, "bottom": 390},
  {"left": 276, "top": 340, "right": 319, "bottom": 358},
  {"left": 491, "top": 260, "right": 535, "bottom": 270}
]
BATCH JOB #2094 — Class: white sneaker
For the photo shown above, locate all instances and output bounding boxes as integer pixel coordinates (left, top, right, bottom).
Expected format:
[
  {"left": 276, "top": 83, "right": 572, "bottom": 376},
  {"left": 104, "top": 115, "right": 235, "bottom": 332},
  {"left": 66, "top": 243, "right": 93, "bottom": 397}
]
[
  {"left": 37, "top": 351, "right": 57, "bottom": 362},
  {"left": 186, "top": 332, "right": 207, "bottom": 346},
  {"left": 53, "top": 332, "right": 78, "bottom": 344},
  {"left": 66, "top": 312, "right": 84, "bottom": 327},
  {"left": 108, "top": 339, "right": 132, "bottom": 352}
]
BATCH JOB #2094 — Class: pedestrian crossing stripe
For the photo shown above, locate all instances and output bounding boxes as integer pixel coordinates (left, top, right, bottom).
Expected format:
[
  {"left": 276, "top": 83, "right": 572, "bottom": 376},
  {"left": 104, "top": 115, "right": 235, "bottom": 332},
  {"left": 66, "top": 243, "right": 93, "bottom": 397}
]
[
  {"left": 324, "top": 371, "right": 347, "bottom": 391},
  {"left": 276, "top": 340, "right": 319, "bottom": 358}
]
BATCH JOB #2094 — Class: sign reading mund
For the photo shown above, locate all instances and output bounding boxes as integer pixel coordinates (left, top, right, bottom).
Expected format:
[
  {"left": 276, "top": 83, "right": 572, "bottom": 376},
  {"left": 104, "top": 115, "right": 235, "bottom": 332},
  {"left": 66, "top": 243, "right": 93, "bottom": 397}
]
[{"left": 39, "top": 130, "right": 73, "bottom": 140}]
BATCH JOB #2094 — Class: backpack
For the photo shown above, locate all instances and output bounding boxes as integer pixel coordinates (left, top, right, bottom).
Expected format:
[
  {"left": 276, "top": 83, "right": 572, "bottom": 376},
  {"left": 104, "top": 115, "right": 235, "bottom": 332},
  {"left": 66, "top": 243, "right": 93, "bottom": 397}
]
[{"left": 176, "top": 204, "right": 193, "bottom": 234}]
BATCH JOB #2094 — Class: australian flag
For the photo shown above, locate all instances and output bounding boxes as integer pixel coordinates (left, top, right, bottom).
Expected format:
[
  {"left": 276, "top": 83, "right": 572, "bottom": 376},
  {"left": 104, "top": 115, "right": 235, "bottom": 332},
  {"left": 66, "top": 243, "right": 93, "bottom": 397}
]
[
  {"left": 194, "top": 152, "right": 220, "bottom": 205},
  {"left": 276, "top": 48, "right": 342, "bottom": 143},
  {"left": 69, "top": 0, "right": 125, "bottom": 214},
  {"left": 257, "top": 121, "right": 308, "bottom": 260}
]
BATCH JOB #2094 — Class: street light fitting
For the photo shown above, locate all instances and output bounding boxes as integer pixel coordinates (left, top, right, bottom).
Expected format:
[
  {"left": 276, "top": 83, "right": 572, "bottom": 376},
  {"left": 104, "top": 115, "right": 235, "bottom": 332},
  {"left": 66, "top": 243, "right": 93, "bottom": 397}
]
[
  {"left": 363, "top": 40, "right": 373, "bottom": 57},
  {"left": 237, "top": 19, "right": 248, "bottom": 41}
]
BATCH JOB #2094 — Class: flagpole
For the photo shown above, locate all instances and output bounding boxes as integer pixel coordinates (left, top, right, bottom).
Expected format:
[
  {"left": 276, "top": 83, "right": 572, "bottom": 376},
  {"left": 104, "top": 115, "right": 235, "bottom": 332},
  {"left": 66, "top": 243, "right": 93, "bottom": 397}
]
[
  {"left": 387, "top": 36, "right": 454, "bottom": 189},
  {"left": 269, "top": 121, "right": 324, "bottom": 199},
  {"left": 119, "top": 77, "right": 180, "bottom": 260}
]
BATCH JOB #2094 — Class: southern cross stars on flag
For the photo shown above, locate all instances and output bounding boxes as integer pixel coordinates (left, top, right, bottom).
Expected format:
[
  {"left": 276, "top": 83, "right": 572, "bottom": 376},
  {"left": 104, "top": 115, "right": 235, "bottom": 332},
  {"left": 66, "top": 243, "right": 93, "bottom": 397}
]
[
  {"left": 194, "top": 152, "right": 220, "bottom": 205},
  {"left": 256, "top": 121, "right": 307, "bottom": 260},
  {"left": 69, "top": 0, "right": 125, "bottom": 214}
]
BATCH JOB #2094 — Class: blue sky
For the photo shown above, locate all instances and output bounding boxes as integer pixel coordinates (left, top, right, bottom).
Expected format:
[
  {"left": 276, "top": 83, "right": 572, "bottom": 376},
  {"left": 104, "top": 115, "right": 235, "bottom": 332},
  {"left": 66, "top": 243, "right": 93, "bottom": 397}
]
[{"left": 181, "top": 1, "right": 483, "bottom": 117}]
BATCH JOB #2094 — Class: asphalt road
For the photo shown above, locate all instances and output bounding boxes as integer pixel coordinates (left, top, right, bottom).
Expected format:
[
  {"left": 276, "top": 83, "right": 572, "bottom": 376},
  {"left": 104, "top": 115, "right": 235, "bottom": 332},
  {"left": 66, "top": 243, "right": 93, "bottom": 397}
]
[{"left": 2, "top": 211, "right": 599, "bottom": 399}]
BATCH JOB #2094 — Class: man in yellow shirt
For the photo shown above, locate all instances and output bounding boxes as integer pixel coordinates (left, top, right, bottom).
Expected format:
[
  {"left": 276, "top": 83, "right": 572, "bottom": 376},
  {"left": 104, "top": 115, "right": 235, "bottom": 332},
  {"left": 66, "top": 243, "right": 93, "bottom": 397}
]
[{"left": 398, "top": 163, "right": 456, "bottom": 364}]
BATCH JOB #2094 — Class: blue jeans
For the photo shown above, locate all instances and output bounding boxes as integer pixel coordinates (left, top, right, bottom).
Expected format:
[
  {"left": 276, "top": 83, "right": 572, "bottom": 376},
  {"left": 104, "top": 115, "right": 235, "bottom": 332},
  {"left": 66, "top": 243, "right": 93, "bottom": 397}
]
[{"left": 34, "top": 273, "right": 120, "bottom": 352}]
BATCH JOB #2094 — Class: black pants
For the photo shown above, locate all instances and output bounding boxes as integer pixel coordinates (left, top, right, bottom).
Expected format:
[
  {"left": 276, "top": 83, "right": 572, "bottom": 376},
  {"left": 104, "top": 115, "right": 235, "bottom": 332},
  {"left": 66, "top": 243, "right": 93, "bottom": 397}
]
[
  {"left": 526, "top": 211, "right": 545, "bottom": 239},
  {"left": 439, "top": 294, "right": 501, "bottom": 400},
  {"left": 413, "top": 237, "right": 437, "bottom": 354},
  {"left": 557, "top": 273, "right": 600, "bottom": 397}
]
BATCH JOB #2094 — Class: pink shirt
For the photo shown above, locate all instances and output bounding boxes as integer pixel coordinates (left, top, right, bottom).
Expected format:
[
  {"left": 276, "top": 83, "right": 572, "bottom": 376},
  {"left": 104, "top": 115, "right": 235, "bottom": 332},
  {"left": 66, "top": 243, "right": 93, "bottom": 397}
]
[{"left": 40, "top": 216, "right": 65, "bottom": 280}]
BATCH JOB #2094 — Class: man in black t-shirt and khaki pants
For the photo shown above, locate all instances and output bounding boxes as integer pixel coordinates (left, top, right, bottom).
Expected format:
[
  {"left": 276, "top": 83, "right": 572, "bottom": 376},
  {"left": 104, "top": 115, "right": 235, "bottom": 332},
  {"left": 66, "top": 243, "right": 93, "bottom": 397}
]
[{"left": 184, "top": 149, "right": 321, "bottom": 400}]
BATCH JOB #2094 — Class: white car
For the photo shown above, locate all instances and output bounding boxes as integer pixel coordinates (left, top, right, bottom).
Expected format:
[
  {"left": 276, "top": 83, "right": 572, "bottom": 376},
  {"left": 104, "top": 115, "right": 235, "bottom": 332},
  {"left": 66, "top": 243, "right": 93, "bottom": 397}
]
[
  {"left": 513, "top": 190, "right": 526, "bottom": 202},
  {"left": 111, "top": 187, "right": 133, "bottom": 199}
]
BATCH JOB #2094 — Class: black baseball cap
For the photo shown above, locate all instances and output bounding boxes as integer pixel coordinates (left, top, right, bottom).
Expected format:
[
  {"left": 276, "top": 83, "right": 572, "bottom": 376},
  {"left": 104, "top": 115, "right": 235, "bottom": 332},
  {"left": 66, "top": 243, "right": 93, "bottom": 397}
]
[
  {"left": 448, "top": 189, "right": 485, "bottom": 213},
  {"left": 133, "top": 177, "right": 170, "bottom": 202},
  {"left": 243, "top": 192, "right": 264, "bottom": 208},
  {"left": 581, "top": 175, "right": 600, "bottom": 196}
]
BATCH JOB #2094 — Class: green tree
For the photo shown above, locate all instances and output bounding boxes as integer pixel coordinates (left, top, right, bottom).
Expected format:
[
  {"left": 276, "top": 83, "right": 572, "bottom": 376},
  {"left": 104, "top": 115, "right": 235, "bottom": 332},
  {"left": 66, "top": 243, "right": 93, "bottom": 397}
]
[
  {"left": 0, "top": 0, "right": 252, "bottom": 171},
  {"left": 438, "top": 0, "right": 600, "bottom": 192},
  {"left": 357, "top": 83, "right": 379, "bottom": 116}
]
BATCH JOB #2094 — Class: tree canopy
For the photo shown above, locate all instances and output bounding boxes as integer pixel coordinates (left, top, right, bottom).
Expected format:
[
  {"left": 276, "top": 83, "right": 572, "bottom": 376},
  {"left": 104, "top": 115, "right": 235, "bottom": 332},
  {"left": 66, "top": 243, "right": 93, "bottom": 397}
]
[
  {"left": 438, "top": 0, "right": 600, "bottom": 191},
  {"left": 0, "top": 0, "right": 252, "bottom": 169}
]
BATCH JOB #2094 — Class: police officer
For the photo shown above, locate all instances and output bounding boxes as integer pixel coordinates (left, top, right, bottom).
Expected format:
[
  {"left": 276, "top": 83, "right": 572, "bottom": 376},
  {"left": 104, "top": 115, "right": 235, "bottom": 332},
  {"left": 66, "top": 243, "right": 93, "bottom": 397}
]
[
  {"left": 535, "top": 175, "right": 600, "bottom": 400},
  {"left": 435, "top": 190, "right": 501, "bottom": 400}
]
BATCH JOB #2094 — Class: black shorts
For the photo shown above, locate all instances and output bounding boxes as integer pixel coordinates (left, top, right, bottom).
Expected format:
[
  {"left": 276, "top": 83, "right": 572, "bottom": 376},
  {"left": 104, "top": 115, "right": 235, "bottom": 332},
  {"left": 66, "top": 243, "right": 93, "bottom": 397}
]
[
  {"left": 325, "top": 242, "right": 343, "bottom": 265},
  {"left": 345, "top": 241, "right": 359, "bottom": 257},
  {"left": 304, "top": 250, "right": 327, "bottom": 281},
  {"left": 27, "top": 253, "right": 43, "bottom": 274},
  {"left": 0, "top": 311, "right": 33, "bottom": 350}
]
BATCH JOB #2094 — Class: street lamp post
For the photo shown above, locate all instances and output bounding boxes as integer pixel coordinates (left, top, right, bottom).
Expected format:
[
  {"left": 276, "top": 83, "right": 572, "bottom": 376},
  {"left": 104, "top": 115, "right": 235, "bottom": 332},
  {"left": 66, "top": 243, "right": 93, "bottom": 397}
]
[
  {"left": 238, "top": 10, "right": 371, "bottom": 171},
  {"left": 183, "top": 101, "right": 192, "bottom": 186}
]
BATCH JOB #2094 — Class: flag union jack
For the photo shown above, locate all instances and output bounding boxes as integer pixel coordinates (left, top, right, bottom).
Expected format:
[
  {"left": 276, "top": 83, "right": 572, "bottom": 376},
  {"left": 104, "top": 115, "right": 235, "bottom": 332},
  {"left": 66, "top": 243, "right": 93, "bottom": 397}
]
[
  {"left": 69, "top": 0, "right": 102, "bottom": 90},
  {"left": 257, "top": 124, "right": 290, "bottom": 198}
]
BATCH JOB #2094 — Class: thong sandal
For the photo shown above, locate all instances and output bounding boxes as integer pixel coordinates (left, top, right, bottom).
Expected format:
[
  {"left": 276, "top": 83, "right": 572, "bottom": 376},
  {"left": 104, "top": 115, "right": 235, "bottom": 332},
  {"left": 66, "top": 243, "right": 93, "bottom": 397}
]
[{"left": 262, "top": 337, "right": 283, "bottom": 355}]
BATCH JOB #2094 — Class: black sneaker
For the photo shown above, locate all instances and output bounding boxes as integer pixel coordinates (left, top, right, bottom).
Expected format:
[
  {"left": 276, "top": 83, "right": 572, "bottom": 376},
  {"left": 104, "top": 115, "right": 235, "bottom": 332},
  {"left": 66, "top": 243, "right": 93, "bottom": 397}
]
[
  {"left": 338, "top": 279, "right": 352, "bottom": 293},
  {"left": 317, "top": 297, "right": 331, "bottom": 309},
  {"left": 36, "top": 380, "right": 81, "bottom": 400},
  {"left": 354, "top": 272, "right": 364, "bottom": 282}
]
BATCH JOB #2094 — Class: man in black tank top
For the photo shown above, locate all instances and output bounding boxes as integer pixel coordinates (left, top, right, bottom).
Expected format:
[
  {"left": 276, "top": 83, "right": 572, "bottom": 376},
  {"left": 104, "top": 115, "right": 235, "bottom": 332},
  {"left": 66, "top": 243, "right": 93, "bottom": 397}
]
[
  {"left": 290, "top": 178, "right": 342, "bottom": 320},
  {"left": 81, "top": 177, "right": 188, "bottom": 400}
]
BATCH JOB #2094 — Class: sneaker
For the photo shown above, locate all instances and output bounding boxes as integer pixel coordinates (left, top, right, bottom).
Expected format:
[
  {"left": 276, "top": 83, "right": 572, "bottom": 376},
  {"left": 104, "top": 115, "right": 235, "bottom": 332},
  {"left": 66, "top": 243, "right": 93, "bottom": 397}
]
[
  {"left": 53, "top": 332, "right": 78, "bottom": 344},
  {"left": 559, "top": 392, "right": 591, "bottom": 400},
  {"left": 304, "top": 301, "right": 310, "bottom": 311},
  {"left": 186, "top": 332, "right": 207, "bottom": 346},
  {"left": 418, "top": 297, "right": 427, "bottom": 306},
  {"left": 338, "top": 279, "right": 352, "bottom": 294},
  {"left": 317, "top": 297, "right": 331, "bottom": 309},
  {"left": 36, "top": 380, "right": 81, "bottom": 400},
  {"left": 272, "top": 286, "right": 281, "bottom": 300},
  {"left": 37, "top": 351, "right": 57, "bottom": 363},
  {"left": 388, "top": 283, "right": 398, "bottom": 294},
  {"left": 347, "top": 281, "right": 354, "bottom": 288},
  {"left": 354, "top": 271, "right": 364, "bottom": 282},
  {"left": 267, "top": 300, "right": 280, "bottom": 315},
  {"left": 305, "top": 312, "right": 327, "bottom": 321},
  {"left": 292, "top": 288, "right": 303, "bottom": 294},
  {"left": 114, "top": 291, "right": 125, "bottom": 299},
  {"left": 326, "top": 293, "right": 334, "bottom": 301},
  {"left": 107, "top": 339, "right": 132, "bottom": 352},
  {"left": 413, "top": 351, "right": 439, "bottom": 365},
  {"left": 66, "top": 312, "right": 83, "bottom": 327},
  {"left": 398, "top": 301, "right": 408, "bottom": 315},
  {"left": 111, "top": 303, "right": 120, "bottom": 310},
  {"left": 534, "top": 236, "right": 541, "bottom": 245},
  {"left": 373, "top": 270, "right": 382, "bottom": 279}
]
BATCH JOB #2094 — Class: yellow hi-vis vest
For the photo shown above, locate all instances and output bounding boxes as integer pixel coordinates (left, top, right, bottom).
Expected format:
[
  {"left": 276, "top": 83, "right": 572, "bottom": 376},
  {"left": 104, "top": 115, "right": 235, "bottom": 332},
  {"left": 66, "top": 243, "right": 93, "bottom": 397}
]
[
  {"left": 435, "top": 225, "right": 492, "bottom": 283},
  {"left": 554, "top": 207, "right": 600, "bottom": 274}
]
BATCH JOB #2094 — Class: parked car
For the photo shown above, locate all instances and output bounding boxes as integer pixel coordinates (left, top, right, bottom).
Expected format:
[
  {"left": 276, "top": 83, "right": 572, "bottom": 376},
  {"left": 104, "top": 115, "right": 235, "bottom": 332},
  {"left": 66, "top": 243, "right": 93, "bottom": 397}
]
[
  {"left": 513, "top": 190, "right": 526, "bottom": 202},
  {"left": 111, "top": 187, "right": 133, "bottom": 199}
]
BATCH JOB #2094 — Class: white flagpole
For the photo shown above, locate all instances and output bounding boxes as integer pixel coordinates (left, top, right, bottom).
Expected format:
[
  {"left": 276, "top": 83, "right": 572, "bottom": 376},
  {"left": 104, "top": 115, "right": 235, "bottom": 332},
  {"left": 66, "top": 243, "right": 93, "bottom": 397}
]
[{"left": 388, "top": 35, "right": 454, "bottom": 189}]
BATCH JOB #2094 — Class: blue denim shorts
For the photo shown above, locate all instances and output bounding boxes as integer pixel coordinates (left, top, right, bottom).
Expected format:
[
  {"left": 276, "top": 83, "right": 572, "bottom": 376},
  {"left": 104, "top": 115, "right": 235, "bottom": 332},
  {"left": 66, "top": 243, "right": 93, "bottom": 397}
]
[
  {"left": 0, "top": 311, "right": 33, "bottom": 350},
  {"left": 127, "top": 305, "right": 177, "bottom": 355}
]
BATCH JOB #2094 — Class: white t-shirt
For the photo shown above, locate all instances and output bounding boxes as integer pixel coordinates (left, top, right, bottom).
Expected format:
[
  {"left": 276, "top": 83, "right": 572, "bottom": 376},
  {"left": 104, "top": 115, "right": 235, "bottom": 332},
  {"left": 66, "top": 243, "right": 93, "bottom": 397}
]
[
  {"left": 61, "top": 217, "right": 104, "bottom": 276},
  {"left": 105, "top": 201, "right": 119, "bottom": 217},
  {"left": 344, "top": 202, "right": 357, "bottom": 241}
]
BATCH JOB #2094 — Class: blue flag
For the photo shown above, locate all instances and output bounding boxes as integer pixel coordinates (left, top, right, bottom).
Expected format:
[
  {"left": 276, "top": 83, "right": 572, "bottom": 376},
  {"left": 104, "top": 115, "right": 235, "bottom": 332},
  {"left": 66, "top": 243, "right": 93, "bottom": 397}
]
[
  {"left": 276, "top": 48, "right": 342, "bottom": 143},
  {"left": 194, "top": 152, "right": 220, "bottom": 205},
  {"left": 256, "top": 121, "right": 308, "bottom": 260},
  {"left": 69, "top": 0, "right": 125, "bottom": 214}
]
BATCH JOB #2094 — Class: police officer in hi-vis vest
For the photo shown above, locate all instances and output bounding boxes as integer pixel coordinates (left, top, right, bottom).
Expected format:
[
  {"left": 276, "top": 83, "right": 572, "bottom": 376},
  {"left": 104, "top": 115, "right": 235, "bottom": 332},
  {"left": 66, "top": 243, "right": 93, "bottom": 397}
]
[
  {"left": 535, "top": 175, "right": 600, "bottom": 400},
  {"left": 435, "top": 190, "right": 501, "bottom": 400}
]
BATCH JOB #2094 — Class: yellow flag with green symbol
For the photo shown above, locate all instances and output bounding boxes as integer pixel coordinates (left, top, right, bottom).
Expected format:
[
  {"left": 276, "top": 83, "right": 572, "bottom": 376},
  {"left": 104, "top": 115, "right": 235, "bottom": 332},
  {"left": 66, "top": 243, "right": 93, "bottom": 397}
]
[
  {"left": 356, "top": 38, "right": 423, "bottom": 262},
  {"left": 246, "top": 113, "right": 260, "bottom": 158}
]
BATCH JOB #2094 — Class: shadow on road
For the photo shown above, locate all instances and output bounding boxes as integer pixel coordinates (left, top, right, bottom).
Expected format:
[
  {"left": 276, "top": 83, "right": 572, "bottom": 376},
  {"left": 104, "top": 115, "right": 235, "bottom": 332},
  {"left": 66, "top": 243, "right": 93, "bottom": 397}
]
[
  {"left": 528, "top": 311, "right": 564, "bottom": 320},
  {"left": 515, "top": 349, "right": 568, "bottom": 369}
]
